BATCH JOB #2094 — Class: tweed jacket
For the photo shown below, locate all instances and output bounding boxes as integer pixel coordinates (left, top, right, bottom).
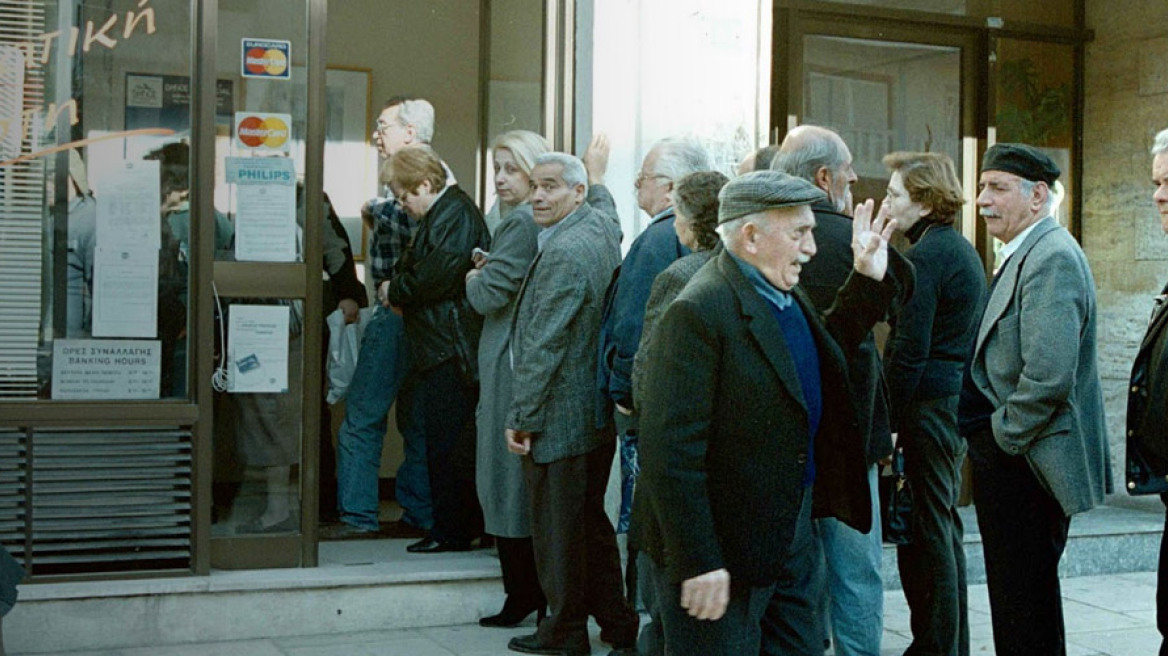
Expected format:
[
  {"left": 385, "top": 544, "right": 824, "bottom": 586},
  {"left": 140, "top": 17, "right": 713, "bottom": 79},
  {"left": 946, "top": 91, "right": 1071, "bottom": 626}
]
[
  {"left": 630, "top": 245, "right": 721, "bottom": 411},
  {"left": 970, "top": 216, "right": 1109, "bottom": 515},
  {"left": 638, "top": 250, "right": 900, "bottom": 586},
  {"left": 507, "top": 200, "right": 623, "bottom": 464},
  {"left": 1126, "top": 281, "right": 1168, "bottom": 484}
]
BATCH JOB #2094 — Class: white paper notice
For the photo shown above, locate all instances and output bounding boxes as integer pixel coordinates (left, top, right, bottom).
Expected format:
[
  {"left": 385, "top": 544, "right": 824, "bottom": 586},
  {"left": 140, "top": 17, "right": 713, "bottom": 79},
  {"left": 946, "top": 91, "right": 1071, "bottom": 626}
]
[
  {"left": 96, "top": 160, "right": 161, "bottom": 250},
  {"left": 227, "top": 305, "right": 290, "bottom": 393},
  {"left": 52, "top": 339, "right": 161, "bottom": 400},
  {"left": 91, "top": 246, "right": 159, "bottom": 338},
  {"left": 227, "top": 156, "right": 297, "bottom": 262}
]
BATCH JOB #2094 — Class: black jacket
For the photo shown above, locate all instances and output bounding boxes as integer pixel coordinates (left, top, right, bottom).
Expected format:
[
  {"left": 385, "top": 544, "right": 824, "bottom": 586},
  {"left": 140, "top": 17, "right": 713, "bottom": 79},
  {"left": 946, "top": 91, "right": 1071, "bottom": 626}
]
[
  {"left": 386, "top": 186, "right": 490, "bottom": 374},
  {"left": 798, "top": 201, "right": 914, "bottom": 465},
  {"left": 638, "top": 250, "right": 902, "bottom": 586},
  {"left": 1127, "top": 281, "right": 1168, "bottom": 485},
  {"left": 884, "top": 221, "right": 985, "bottom": 426}
]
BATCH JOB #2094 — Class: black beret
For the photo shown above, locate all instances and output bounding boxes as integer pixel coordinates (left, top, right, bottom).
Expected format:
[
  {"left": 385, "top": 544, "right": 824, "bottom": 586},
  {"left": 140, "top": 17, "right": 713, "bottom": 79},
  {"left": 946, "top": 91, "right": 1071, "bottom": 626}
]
[{"left": 981, "top": 143, "right": 1060, "bottom": 185}]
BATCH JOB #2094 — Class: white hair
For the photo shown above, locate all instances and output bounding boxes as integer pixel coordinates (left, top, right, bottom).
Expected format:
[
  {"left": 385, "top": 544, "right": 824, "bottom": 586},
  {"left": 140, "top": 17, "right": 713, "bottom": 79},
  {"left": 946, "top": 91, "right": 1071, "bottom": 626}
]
[
  {"left": 1153, "top": 129, "right": 1168, "bottom": 156},
  {"left": 652, "top": 138, "right": 711, "bottom": 182},
  {"left": 717, "top": 211, "right": 776, "bottom": 252},
  {"left": 534, "top": 152, "right": 589, "bottom": 192},
  {"left": 397, "top": 99, "right": 435, "bottom": 143},
  {"left": 1019, "top": 178, "right": 1059, "bottom": 219}
]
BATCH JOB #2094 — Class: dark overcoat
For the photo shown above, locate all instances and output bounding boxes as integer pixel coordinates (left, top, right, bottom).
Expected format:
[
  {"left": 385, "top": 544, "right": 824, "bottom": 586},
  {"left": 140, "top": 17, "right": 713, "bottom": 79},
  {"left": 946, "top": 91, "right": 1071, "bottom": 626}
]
[{"left": 638, "top": 250, "right": 898, "bottom": 587}]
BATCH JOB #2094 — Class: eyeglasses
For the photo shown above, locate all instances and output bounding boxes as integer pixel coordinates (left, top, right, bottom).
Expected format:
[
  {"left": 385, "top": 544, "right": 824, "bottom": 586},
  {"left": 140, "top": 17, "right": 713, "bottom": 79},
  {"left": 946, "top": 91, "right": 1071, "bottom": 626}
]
[
  {"left": 634, "top": 171, "right": 670, "bottom": 188},
  {"left": 375, "top": 118, "right": 400, "bottom": 133}
]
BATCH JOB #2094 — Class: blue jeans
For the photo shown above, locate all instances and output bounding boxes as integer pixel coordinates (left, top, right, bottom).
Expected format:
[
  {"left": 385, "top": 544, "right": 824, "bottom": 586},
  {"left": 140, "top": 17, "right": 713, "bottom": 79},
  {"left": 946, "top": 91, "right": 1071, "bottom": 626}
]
[
  {"left": 816, "top": 464, "right": 884, "bottom": 656},
  {"left": 336, "top": 308, "right": 431, "bottom": 531},
  {"left": 393, "top": 377, "right": 432, "bottom": 530}
]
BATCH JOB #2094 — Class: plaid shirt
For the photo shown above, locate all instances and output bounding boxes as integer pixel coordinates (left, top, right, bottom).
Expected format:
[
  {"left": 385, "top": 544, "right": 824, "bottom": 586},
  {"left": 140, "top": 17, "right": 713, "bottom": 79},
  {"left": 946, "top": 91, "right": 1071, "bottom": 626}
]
[{"left": 367, "top": 197, "right": 415, "bottom": 287}]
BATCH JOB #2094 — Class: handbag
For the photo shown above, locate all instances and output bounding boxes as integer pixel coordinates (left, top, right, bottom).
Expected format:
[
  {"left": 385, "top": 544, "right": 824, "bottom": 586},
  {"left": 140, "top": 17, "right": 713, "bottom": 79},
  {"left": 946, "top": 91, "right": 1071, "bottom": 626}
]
[{"left": 882, "top": 446, "right": 914, "bottom": 545}]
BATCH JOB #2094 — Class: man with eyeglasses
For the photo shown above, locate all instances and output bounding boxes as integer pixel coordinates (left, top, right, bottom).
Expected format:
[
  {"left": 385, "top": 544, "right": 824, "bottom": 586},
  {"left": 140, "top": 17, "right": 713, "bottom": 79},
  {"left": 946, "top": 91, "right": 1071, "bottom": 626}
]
[
  {"left": 597, "top": 137, "right": 710, "bottom": 654},
  {"left": 324, "top": 97, "right": 442, "bottom": 539}
]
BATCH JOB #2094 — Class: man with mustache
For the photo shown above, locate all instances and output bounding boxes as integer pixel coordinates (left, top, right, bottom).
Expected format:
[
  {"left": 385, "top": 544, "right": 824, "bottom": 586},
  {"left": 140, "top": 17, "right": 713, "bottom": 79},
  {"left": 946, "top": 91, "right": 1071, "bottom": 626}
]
[{"left": 959, "top": 143, "right": 1109, "bottom": 655}]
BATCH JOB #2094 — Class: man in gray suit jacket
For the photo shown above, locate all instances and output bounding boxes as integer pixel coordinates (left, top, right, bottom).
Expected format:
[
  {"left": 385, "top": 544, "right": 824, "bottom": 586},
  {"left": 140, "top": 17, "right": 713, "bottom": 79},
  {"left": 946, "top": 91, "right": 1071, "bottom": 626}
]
[
  {"left": 959, "top": 143, "right": 1109, "bottom": 656},
  {"left": 505, "top": 153, "right": 637, "bottom": 656}
]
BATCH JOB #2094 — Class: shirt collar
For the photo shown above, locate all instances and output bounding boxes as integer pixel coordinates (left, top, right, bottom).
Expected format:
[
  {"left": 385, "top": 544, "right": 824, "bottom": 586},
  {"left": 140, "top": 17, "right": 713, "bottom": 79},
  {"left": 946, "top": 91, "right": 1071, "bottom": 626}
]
[
  {"left": 998, "top": 218, "right": 1045, "bottom": 263},
  {"left": 728, "top": 251, "right": 794, "bottom": 311}
]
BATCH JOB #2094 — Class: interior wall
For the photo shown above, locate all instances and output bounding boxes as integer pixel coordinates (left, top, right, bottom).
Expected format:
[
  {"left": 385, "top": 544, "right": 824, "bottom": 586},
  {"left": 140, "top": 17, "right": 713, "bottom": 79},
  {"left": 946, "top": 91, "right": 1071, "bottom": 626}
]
[
  {"left": 1082, "top": 0, "right": 1168, "bottom": 486},
  {"left": 326, "top": 0, "right": 483, "bottom": 191}
]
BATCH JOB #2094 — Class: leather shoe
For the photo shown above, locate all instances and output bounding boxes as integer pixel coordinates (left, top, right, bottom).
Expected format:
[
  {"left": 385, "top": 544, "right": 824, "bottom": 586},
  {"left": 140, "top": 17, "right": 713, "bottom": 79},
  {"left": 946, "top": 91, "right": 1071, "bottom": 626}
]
[
  {"left": 507, "top": 632, "right": 589, "bottom": 655},
  {"left": 406, "top": 537, "right": 472, "bottom": 553}
]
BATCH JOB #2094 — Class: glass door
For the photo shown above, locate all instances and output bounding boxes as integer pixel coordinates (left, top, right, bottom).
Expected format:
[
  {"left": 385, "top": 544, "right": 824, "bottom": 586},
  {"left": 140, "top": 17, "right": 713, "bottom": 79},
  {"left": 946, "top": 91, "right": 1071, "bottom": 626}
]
[
  {"left": 784, "top": 15, "right": 983, "bottom": 252},
  {"left": 200, "top": 0, "right": 327, "bottom": 569}
]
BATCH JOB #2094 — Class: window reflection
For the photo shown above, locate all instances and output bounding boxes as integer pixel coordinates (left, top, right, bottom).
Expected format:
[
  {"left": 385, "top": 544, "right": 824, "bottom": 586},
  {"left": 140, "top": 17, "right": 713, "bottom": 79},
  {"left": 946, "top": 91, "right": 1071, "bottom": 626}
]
[{"left": 212, "top": 300, "right": 303, "bottom": 536}]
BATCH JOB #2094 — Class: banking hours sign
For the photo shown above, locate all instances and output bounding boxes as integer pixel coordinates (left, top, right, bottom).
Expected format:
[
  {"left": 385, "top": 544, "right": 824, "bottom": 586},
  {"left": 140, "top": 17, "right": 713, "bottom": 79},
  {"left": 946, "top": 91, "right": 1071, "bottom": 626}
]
[{"left": 241, "top": 38, "right": 291, "bottom": 80}]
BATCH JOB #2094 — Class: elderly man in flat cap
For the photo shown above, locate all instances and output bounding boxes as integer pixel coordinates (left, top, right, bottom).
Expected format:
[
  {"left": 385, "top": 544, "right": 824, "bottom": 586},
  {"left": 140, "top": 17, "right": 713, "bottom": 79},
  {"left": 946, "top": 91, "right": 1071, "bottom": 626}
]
[
  {"left": 959, "top": 143, "right": 1109, "bottom": 655},
  {"left": 636, "top": 171, "right": 908, "bottom": 655}
]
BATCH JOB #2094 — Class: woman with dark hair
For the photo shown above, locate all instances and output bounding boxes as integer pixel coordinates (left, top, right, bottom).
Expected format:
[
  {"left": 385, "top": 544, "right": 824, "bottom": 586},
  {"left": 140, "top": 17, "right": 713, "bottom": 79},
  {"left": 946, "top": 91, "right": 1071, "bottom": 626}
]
[
  {"left": 627, "top": 169, "right": 727, "bottom": 656},
  {"left": 881, "top": 151, "right": 986, "bottom": 656},
  {"left": 631, "top": 170, "right": 728, "bottom": 410}
]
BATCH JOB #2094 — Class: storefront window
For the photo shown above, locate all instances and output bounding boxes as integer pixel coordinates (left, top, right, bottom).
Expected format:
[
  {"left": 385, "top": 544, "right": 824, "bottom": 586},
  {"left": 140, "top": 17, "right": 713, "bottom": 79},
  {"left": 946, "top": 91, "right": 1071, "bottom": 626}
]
[
  {"left": 1, "top": 0, "right": 195, "bottom": 401},
  {"left": 806, "top": 0, "right": 1078, "bottom": 28},
  {"left": 992, "top": 37, "right": 1076, "bottom": 237},
  {"left": 590, "top": 0, "right": 771, "bottom": 239}
]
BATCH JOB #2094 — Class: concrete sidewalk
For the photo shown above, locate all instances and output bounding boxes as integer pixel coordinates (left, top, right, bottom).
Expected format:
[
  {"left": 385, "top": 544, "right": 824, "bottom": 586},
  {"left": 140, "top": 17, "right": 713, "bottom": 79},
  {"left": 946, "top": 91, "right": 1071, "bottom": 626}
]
[{"left": 18, "top": 570, "right": 1162, "bottom": 656}]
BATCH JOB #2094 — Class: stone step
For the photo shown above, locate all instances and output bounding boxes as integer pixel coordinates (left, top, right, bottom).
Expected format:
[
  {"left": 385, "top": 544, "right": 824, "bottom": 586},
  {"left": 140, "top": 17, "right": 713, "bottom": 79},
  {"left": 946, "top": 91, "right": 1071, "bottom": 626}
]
[
  {"left": 7, "top": 499, "right": 1163, "bottom": 654},
  {"left": 880, "top": 497, "right": 1164, "bottom": 590}
]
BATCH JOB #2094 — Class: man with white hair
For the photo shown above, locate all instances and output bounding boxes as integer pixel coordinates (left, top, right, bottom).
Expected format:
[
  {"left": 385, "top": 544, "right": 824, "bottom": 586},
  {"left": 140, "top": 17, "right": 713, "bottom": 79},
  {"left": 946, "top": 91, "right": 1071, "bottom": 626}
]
[
  {"left": 327, "top": 97, "right": 439, "bottom": 538},
  {"left": 959, "top": 142, "right": 1108, "bottom": 655},
  {"left": 770, "top": 125, "right": 905, "bottom": 656},
  {"left": 505, "top": 154, "right": 637, "bottom": 656},
  {"left": 1127, "top": 127, "right": 1168, "bottom": 655},
  {"left": 637, "top": 171, "right": 906, "bottom": 654}
]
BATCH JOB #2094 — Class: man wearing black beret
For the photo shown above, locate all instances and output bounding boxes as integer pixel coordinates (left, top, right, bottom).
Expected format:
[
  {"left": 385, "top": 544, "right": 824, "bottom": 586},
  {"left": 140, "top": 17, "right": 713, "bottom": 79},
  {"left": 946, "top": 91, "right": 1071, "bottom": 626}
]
[{"left": 959, "top": 143, "right": 1109, "bottom": 655}]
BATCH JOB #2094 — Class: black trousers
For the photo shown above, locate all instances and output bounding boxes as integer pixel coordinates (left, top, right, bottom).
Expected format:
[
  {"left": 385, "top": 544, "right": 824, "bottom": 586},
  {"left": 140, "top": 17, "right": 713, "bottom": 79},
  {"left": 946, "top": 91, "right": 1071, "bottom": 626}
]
[
  {"left": 648, "top": 554, "right": 775, "bottom": 656},
  {"left": 1158, "top": 493, "right": 1168, "bottom": 656},
  {"left": 968, "top": 428, "right": 1070, "bottom": 656},
  {"left": 525, "top": 440, "right": 638, "bottom": 648},
  {"left": 898, "top": 396, "right": 969, "bottom": 656},
  {"left": 495, "top": 536, "right": 545, "bottom": 609},
  {"left": 415, "top": 360, "right": 483, "bottom": 542},
  {"left": 759, "top": 487, "right": 825, "bottom": 656}
]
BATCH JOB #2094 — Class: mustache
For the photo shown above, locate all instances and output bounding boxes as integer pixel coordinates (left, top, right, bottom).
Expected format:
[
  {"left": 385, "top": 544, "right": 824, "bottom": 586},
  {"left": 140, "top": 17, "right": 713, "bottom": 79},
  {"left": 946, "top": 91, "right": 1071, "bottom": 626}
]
[
  {"left": 979, "top": 209, "right": 999, "bottom": 218},
  {"left": 795, "top": 254, "right": 812, "bottom": 265}
]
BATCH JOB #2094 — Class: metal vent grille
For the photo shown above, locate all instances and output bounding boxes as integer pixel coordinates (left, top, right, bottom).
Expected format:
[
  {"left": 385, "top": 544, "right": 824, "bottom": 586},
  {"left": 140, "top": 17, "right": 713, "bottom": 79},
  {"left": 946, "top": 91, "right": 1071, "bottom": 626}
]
[
  {"left": 0, "top": 429, "right": 28, "bottom": 569},
  {"left": 4, "top": 428, "right": 193, "bottom": 576}
]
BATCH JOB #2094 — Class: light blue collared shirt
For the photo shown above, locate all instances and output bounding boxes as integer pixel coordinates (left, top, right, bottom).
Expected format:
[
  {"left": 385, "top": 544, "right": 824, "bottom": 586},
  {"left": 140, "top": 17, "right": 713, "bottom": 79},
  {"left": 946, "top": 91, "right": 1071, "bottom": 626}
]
[{"left": 728, "top": 251, "right": 794, "bottom": 311}]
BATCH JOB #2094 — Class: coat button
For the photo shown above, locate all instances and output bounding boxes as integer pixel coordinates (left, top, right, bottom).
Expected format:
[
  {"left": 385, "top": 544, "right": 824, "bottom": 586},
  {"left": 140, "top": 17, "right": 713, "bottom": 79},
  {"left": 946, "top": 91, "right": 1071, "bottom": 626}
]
[
  {"left": 1129, "top": 481, "right": 1137, "bottom": 490},
  {"left": 1129, "top": 430, "right": 1136, "bottom": 438},
  {"left": 1132, "top": 385, "right": 1140, "bottom": 393},
  {"left": 796, "top": 453, "right": 808, "bottom": 464}
]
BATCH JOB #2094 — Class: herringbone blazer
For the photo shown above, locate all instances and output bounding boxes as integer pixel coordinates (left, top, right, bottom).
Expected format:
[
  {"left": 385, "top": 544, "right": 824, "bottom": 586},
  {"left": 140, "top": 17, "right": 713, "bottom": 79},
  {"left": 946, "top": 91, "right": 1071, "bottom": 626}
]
[
  {"left": 508, "top": 201, "right": 622, "bottom": 464},
  {"left": 970, "top": 216, "right": 1109, "bottom": 515}
]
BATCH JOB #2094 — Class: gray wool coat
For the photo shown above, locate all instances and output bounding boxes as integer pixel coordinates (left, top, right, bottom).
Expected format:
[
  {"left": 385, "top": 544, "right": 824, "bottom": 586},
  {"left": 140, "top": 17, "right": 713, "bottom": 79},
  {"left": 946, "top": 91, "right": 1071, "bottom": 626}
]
[
  {"left": 467, "top": 203, "right": 540, "bottom": 537},
  {"left": 469, "top": 187, "right": 619, "bottom": 534},
  {"left": 507, "top": 196, "right": 622, "bottom": 464},
  {"left": 970, "top": 217, "right": 1110, "bottom": 516}
]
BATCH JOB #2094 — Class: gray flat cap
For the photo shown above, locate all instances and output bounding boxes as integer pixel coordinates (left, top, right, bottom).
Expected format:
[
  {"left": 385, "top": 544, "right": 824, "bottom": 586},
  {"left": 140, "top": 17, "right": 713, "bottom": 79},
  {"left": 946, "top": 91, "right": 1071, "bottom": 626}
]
[{"left": 718, "top": 170, "right": 827, "bottom": 224}]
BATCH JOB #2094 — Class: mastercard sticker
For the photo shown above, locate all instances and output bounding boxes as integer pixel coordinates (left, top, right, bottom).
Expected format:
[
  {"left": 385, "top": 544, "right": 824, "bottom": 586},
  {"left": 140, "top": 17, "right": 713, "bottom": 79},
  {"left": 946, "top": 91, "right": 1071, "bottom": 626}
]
[
  {"left": 234, "top": 112, "right": 293, "bottom": 152},
  {"left": 241, "top": 38, "right": 291, "bottom": 80}
]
